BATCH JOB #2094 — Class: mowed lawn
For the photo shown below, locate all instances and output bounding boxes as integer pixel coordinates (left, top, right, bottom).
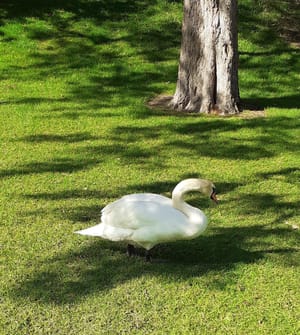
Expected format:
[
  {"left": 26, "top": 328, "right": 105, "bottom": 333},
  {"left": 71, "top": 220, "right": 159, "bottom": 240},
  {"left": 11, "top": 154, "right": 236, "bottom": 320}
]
[{"left": 0, "top": 1, "right": 299, "bottom": 334}]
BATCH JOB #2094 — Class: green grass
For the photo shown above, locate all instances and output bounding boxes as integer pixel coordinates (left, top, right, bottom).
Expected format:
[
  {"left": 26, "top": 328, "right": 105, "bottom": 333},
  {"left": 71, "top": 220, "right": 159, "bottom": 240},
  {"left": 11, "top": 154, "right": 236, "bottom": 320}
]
[{"left": 0, "top": 0, "right": 299, "bottom": 334}]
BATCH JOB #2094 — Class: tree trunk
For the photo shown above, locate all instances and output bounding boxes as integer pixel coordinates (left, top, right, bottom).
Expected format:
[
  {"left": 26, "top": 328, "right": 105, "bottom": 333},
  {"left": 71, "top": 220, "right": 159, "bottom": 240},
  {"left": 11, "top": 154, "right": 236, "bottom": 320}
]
[{"left": 171, "top": 0, "right": 240, "bottom": 115}]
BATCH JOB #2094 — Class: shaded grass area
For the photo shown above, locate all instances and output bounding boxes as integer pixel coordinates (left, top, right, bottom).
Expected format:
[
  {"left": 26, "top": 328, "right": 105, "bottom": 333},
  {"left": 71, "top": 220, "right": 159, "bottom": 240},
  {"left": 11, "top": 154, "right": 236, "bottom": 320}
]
[
  {"left": 238, "top": 0, "right": 300, "bottom": 106},
  {"left": 0, "top": 0, "right": 299, "bottom": 334}
]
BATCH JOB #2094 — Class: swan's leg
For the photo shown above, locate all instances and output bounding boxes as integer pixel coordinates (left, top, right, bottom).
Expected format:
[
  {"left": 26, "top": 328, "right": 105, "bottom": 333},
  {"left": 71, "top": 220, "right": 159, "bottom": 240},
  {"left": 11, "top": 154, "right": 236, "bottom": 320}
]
[
  {"left": 127, "top": 244, "right": 136, "bottom": 257},
  {"left": 145, "top": 250, "right": 152, "bottom": 262}
]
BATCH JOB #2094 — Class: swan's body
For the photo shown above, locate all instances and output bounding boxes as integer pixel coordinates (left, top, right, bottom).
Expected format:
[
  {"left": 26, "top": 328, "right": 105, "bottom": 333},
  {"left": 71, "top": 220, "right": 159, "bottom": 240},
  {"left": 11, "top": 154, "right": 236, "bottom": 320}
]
[{"left": 76, "top": 179, "right": 217, "bottom": 258}]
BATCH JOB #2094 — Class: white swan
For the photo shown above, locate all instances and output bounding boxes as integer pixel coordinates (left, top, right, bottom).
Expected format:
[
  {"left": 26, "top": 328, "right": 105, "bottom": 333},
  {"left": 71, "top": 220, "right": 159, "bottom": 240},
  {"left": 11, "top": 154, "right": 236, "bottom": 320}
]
[{"left": 75, "top": 178, "right": 217, "bottom": 260}]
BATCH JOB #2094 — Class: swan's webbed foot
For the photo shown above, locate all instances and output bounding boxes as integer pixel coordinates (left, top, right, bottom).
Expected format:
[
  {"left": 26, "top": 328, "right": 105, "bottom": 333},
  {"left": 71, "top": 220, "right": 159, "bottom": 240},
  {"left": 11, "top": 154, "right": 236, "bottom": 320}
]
[{"left": 127, "top": 244, "right": 136, "bottom": 257}]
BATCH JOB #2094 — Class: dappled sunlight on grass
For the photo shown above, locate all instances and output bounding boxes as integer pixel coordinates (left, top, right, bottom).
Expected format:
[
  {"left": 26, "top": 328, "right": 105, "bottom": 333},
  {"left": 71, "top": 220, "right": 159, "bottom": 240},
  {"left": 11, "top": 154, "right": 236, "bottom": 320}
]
[{"left": 1, "top": 0, "right": 299, "bottom": 334}]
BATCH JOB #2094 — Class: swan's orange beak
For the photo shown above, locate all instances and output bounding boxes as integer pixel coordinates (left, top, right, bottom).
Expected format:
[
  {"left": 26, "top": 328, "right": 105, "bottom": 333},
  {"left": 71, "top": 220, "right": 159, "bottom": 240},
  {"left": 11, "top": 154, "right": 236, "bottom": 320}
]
[{"left": 210, "top": 192, "right": 218, "bottom": 203}]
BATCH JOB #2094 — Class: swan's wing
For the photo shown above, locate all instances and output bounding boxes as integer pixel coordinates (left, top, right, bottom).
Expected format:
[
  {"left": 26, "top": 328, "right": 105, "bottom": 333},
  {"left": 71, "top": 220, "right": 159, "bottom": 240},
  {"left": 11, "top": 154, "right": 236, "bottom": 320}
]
[
  {"left": 102, "top": 193, "right": 172, "bottom": 214},
  {"left": 100, "top": 193, "right": 185, "bottom": 230},
  {"left": 101, "top": 193, "right": 172, "bottom": 218}
]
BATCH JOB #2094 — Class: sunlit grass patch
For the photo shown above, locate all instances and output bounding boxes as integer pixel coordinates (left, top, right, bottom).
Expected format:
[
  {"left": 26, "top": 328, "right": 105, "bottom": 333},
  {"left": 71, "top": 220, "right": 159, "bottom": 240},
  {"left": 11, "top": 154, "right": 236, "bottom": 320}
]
[{"left": 0, "top": 1, "right": 299, "bottom": 334}]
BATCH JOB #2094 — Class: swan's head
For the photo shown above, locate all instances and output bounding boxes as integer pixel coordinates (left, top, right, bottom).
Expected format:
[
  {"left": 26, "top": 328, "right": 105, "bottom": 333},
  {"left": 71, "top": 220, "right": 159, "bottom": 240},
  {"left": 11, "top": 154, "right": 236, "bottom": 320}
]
[
  {"left": 173, "top": 178, "right": 218, "bottom": 203},
  {"left": 196, "top": 179, "right": 218, "bottom": 203}
]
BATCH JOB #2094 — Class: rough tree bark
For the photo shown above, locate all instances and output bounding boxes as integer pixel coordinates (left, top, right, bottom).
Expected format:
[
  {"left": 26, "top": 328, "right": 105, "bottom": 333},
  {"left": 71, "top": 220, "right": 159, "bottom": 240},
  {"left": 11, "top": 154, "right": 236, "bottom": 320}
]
[{"left": 171, "top": 0, "right": 240, "bottom": 115}]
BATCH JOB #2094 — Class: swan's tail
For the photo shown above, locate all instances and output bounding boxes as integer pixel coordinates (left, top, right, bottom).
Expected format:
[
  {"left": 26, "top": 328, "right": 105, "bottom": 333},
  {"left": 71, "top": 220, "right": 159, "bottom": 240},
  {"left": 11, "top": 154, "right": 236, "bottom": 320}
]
[
  {"left": 75, "top": 224, "right": 133, "bottom": 241},
  {"left": 75, "top": 224, "right": 103, "bottom": 237}
]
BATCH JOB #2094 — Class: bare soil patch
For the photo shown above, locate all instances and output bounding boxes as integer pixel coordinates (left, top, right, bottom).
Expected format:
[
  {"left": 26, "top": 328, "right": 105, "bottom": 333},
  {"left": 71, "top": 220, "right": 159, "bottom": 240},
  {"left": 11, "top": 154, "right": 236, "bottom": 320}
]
[{"left": 147, "top": 94, "right": 265, "bottom": 119}]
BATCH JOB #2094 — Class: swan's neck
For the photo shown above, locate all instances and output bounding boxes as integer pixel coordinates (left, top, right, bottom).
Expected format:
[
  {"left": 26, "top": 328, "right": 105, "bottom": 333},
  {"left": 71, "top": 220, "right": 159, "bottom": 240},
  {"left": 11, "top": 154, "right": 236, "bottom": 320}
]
[
  {"left": 171, "top": 180, "right": 207, "bottom": 231},
  {"left": 172, "top": 182, "right": 194, "bottom": 214},
  {"left": 172, "top": 179, "right": 205, "bottom": 210}
]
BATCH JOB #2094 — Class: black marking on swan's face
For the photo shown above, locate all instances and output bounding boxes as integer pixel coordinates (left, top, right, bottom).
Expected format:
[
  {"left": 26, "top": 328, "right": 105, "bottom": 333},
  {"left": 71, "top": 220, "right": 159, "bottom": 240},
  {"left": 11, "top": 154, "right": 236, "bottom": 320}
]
[{"left": 210, "top": 187, "right": 218, "bottom": 203}]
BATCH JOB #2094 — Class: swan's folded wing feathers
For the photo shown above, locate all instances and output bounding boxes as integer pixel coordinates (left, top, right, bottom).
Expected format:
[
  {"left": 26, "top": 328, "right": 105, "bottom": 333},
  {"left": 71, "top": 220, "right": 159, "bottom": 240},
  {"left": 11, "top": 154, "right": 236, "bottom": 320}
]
[
  {"left": 101, "top": 194, "right": 171, "bottom": 214},
  {"left": 101, "top": 194, "right": 179, "bottom": 230}
]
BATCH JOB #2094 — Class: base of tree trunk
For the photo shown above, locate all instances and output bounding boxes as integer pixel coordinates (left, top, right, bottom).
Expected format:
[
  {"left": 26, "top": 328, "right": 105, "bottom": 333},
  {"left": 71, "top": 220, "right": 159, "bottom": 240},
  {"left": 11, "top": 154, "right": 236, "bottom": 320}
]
[
  {"left": 171, "top": 0, "right": 241, "bottom": 116},
  {"left": 169, "top": 98, "right": 241, "bottom": 115},
  {"left": 148, "top": 94, "right": 265, "bottom": 118}
]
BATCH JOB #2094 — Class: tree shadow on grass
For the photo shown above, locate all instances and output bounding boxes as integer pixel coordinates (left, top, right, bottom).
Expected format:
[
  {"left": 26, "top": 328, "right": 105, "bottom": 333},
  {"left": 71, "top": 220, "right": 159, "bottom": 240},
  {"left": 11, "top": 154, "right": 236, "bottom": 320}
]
[
  {"left": 2, "top": 112, "right": 298, "bottom": 181},
  {"left": 18, "top": 132, "right": 100, "bottom": 144},
  {"left": 1, "top": 0, "right": 299, "bottom": 113},
  {"left": 0, "top": 0, "right": 180, "bottom": 116},
  {"left": 0, "top": 0, "right": 150, "bottom": 22},
  {"left": 11, "top": 223, "right": 299, "bottom": 305},
  {"left": 0, "top": 158, "right": 101, "bottom": 179},
  {"left": 258, "top": 167, "right": 300, "bottom": 185},
  {"left": 108, "top": 115, "right": 299, "bottom": 162},
  {"left": 239, "top": 1, "right": 300, "bottom": 49},
  {"left": 242, "top": 95, "right": 300, "bottom": 110},
  {"left": 12, "top": 176, "right": 299, "bottom": 304}
]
